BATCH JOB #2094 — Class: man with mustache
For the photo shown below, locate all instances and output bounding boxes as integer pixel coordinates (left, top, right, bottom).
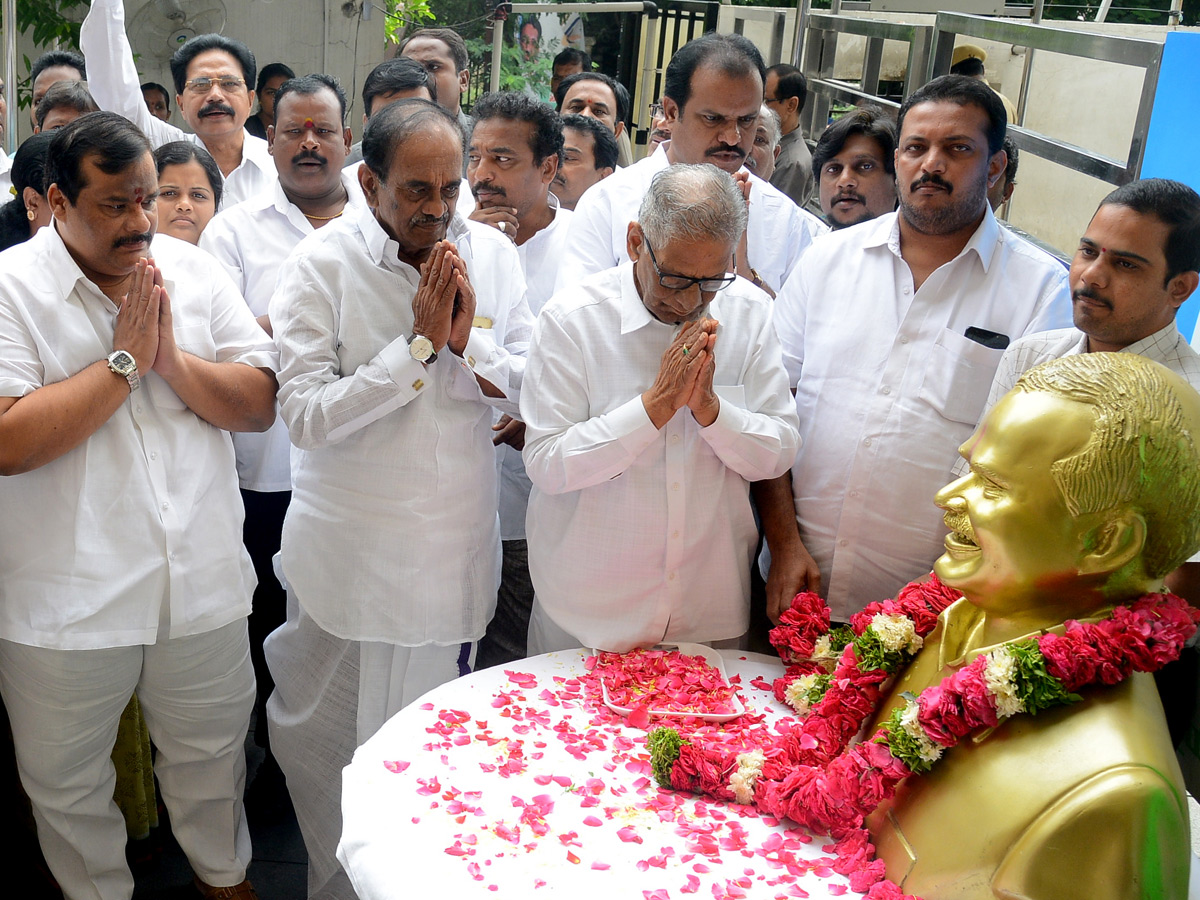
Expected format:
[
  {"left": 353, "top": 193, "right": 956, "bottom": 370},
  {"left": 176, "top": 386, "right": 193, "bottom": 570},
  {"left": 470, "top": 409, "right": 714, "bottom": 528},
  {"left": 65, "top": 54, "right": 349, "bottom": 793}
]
[
  {"left": 264, "top": 99, "right": 532, "bottom": 900},
  {"left": 811, "top": 104, "right": 898, "bottom": 230},
  {"left": 552, "top": 114, "right": 618, "bottom": 211},
  {"left": 464, "top": 91, "right": 571, "bottom": 667},
  {"left": 199, "top": 74, "right": 362, "bottom": 798},
  {"left": 0, "top": 112, "right": 277, "bottom": 900},
  {"left": 82, "top": 0, "right": 274, "bottom": 208},
  {"left": 523, "top": 164, "right": 799, "bottom": 653},
  {"left": 769, "top": 74, "right": 1071, "bottom": 624},
  {"left": 559, "top": 33, "right": 827, "bottom": 297}
]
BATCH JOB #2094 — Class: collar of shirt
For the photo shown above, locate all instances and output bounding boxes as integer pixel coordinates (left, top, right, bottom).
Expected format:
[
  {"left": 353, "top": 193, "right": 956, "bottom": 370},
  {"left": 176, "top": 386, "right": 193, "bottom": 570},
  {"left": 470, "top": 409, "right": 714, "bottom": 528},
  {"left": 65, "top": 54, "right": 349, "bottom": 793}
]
[
  {"left": 41, "top": 222, "right": 108, "bottom": 308},
  {"left": 356, "top": 202, "right": 472, "bottom": 273},
  {"left": 878, "top": 206, "right": 1002, "bottom": 274},
  {"left": 936, "top": 597, "right": 1114, "bottom": 671},
  {"left": 617, "top": 262, "right": 657, "bottom": 335},
  {"left": 269, "top": 168, "right": 365, "bottom": 228}
]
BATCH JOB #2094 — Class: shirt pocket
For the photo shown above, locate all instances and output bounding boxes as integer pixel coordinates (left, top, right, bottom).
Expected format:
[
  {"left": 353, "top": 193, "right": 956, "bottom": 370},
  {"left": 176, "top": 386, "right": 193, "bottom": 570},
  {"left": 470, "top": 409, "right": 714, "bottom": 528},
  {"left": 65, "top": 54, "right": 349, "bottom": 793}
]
[{"left": 919, "top": 327, "right": 1002, "bottom": 425}]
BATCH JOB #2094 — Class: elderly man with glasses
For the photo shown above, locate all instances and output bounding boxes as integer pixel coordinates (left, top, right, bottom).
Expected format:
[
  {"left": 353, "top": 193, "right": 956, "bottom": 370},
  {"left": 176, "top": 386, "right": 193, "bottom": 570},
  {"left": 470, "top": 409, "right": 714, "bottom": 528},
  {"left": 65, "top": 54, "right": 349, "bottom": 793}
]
[{"left": 521, "top": 163, "right": 799, "bottom": 654}]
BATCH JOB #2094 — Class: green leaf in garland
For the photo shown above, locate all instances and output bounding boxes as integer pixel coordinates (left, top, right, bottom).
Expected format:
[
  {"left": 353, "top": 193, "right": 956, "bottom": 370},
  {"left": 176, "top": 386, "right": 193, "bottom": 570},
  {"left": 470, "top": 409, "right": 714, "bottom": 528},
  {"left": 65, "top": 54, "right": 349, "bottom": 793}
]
[
  {"left": 854, "top": 628, "right": 908, "bottom": 674},
  {"left": 647, "top": 727, "right": 688, "bottom": 788},
  {"left": 874, "top": 702, "right": 936, "bottom": 775},
  {"left": 1007, "top": 639, "right": 1081, "bottom": 714}
]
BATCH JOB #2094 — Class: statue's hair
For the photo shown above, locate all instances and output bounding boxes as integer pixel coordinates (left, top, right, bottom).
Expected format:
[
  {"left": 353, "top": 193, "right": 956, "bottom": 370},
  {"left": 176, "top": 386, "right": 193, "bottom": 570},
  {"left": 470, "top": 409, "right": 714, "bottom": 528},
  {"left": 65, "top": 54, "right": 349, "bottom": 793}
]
[{"left": 1015, "top": 353, "right": 1200, "bottom": 577}]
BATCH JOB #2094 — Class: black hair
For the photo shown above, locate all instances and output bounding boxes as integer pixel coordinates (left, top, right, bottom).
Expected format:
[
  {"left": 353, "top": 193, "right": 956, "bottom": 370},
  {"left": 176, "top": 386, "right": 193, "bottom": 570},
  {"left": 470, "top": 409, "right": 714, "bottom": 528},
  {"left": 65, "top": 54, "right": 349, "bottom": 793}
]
[
  {"left": 765, "top": 63, "right": 807, "bottom": 110},
  {"left": 153, "top": 140, "right": 224, "bottom": 210},
  {"left": 552, "top": 48, "right": 591, "bottom": 71},
  {"left": 363, "top": 58, "right": 435, "bottom": 116},
  {"left": 812, "top": 104, "right": 897, "bottom": 176},
  {"left": 30, "top": 50, "right": 85, "bottom": 86},
  {"left": 663, "top": 33, "right": 765, "bottom": 112},
  {"left": 471, "top": 91, "right": 564, "bottom": 164},
  {"left": 1100, "top": 178, "right": 1200, "bottom": 283},
  {"left": 1001, "top": 134, "right": 1018, "bottom": 184},
  {"left": 255, "top": 62, "right": 295, "bottom": 95},
  {"left": 362, "top": 99, "right": 462, "bottom": 182},
  {"left": 519, "top": 15, "right": 543, "bottom": 40},
  {"left": 45, "top": 112, "right": 151, "bottom": 205},
  {"left": 950, "top": 56, "right": 986, "bottom": 79},
  {"left": 561, "top": 114, "right": 618, "bottom": 171},
  {"left": 273, "top": 73, "right": 348, "bottom": 125},
  {"left": 169, "top": 33, "right": 257, "bottom": 96},
  {"left": 553, "top": 72, "right": 629, "bottom": 123},
  {"left": 35, "top": 80, "right": 99, "bottom": 130},
  {"left": 141, "top": 81, "right": 171, "bottom": 111},
  {"left": 402, "top": 28, "right": 470, "bottom": 72},
  {"left": 897, "top": 74, "right": 1006, "bottom": 156},
  {"left": 0, "top": 132, "right": 55, "bottom": 251}
]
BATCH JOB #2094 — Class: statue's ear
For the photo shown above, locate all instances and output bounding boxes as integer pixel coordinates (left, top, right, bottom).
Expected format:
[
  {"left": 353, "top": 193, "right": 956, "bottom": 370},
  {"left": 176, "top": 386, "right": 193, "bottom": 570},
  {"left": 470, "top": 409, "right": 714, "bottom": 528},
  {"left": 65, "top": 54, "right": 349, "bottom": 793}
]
[{"left": 1077, "top": 511, "right": 1146, "bottom": 576}]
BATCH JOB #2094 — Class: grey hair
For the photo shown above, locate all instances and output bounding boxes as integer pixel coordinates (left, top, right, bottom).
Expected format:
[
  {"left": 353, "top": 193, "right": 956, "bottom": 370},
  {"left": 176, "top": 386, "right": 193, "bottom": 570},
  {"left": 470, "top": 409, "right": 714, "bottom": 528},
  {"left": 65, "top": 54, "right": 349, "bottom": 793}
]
[
  {"left": 637, "top": 163, "right": 747, "bottom": 248},
  {"left": 758, "top": 104, "right": 781, "bottom": 149}
]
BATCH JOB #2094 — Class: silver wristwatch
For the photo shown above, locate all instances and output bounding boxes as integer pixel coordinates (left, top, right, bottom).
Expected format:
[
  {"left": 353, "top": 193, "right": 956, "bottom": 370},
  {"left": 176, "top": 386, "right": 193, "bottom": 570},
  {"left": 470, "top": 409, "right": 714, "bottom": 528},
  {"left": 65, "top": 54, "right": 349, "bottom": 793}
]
[
  {"left": 409, "top": 334, "right": 437, "bottom": 365},
  {"left": 107, "top": 350, "right": 141, "bottom": 393}
]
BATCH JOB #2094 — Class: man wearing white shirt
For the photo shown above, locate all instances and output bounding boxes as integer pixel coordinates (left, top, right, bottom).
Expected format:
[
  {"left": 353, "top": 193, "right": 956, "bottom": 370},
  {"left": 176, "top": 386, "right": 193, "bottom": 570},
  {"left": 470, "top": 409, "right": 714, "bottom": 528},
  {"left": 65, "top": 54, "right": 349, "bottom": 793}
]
[
  {"left": 465, "top": 91, "right": 571, "bottom": 666},
  {"left": 81, "top": 0, "right": 274, "bottom": 209},
  {"left": 0, "top": 113, "right": 277, "bottom": 900},
  {"left": 524, "top": 164, "right": 799, "bottom": 653},
  {"left": 200, "top": 73, "right": 362, "bottom": 774},
  {"left": 558, "top": 33, "right": 827, "bottom": 298},
  {"left": 265, "top": 100, "right": 532, "bottom": 899},
  {"left": 773, "top": 75, "right": 1072, "bottom": 623}
]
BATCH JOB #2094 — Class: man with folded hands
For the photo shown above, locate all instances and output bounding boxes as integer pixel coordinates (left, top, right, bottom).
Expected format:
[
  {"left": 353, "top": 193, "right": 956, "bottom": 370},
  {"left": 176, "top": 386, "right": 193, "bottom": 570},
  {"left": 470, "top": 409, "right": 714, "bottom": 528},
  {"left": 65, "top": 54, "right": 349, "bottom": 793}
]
[{"left": 522, "top": 163, "right": 799, "bottom": 653}]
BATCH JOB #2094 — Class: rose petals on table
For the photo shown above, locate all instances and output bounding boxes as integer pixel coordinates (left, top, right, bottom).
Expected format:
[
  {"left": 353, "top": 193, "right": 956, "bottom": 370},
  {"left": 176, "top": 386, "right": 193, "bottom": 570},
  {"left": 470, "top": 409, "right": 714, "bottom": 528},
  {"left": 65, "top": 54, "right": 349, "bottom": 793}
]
[{"left": 383, "top": 760, "right": 410, "bottom": 774}]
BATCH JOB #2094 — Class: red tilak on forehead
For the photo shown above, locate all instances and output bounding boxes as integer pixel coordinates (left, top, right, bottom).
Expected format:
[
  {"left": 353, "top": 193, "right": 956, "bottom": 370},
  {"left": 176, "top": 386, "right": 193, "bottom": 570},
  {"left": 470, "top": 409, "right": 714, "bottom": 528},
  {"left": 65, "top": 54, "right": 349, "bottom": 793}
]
[
  {"left": 303, "top": 118, "right": 316, "bottom": 130},
  {"left": 133, "top": 190, "right": 145, "bottom": 205}
]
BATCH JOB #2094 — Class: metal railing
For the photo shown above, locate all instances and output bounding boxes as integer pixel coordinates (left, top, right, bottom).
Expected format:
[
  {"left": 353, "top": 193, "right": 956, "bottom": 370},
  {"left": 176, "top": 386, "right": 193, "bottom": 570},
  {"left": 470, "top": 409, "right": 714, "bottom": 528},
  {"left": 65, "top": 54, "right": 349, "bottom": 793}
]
[
  {"left": 928, "top": 12, "right": 1164, "bottom": 185},
  {"left": 798, "top": 12, "right": 934, "bottom": 136}
]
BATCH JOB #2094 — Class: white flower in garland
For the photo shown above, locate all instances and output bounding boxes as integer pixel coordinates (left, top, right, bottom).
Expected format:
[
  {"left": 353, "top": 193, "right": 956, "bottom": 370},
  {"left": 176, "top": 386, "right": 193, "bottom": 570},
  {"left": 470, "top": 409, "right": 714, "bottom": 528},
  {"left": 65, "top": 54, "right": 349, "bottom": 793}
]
[
  {"left": 870, "top": 613, "right": 923, "bottom": 654},
  {"left": 784, "top": 673, "right": 823, "bottom": 715},
  {"left": 812, "top": 635, "right": 836, "bottom": 661},
  {"left": 983, "top": 646, "right": 1026, "bottom": 718},
  {"left": 730, "top": 749, "right": 766, "bottom": 805},
  {"left": 898, "top": 698, "right": 943, "bottom": 764}
]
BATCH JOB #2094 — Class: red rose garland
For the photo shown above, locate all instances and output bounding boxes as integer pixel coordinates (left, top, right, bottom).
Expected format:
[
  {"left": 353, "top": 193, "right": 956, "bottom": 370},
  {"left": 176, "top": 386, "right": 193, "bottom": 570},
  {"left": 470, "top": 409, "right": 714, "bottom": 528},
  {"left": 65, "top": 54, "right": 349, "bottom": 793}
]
[{"left": 648, "top": 577, "right": 1199, "bottom": 898}]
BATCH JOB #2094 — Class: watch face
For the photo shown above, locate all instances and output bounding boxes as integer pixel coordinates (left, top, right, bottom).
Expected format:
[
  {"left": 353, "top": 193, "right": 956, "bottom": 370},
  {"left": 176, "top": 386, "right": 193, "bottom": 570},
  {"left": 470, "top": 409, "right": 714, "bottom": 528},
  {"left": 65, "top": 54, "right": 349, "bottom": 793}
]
[
  {"left": 110, "top": 351, "right": 136, "bottom": 374},
  {"left": 410, "top": 336, "right": 435, "bottom": 362}
]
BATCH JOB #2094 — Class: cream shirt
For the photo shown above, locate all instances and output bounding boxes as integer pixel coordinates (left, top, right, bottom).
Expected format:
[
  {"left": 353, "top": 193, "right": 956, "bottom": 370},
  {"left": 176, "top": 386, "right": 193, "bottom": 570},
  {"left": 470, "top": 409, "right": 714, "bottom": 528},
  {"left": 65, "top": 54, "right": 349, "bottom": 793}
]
[
  {"left": 81, "top": 0, "right": 276, "bottom": 209},
  {"left": 556, "top": 148, "right": 828, "bottom": 295},
  {"left": 0, "top": 227, "right": 277, "bottom": 649},
  {"left": 201, "top": 172, "right": 367, "bottom": 492},
  {"left": 523, "top": 264, "right": 799, "bottom": 651},
  {"left": 774, "top": 210, "right": 1071, "bottom": 620},
  {"left": 269, "top": 205, "right": 533, "bottom": 645}
]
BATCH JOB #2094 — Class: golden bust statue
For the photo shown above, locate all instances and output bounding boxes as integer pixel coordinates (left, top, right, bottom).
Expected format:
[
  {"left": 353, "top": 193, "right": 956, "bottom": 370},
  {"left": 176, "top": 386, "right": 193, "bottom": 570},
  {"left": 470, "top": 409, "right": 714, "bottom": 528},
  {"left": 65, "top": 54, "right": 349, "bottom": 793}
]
[{"left": 867, "top": 352, "right": 1200, "bottom": 899}]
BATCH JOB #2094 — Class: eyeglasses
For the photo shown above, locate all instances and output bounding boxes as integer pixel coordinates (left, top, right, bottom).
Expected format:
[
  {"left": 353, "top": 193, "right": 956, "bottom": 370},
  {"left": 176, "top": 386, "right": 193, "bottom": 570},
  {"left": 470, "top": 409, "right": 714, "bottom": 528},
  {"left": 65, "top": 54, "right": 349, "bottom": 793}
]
[
  {"left": 648, "top": 102, "right": 664, "bottom": 118},
  {"left": 183, "top": 76, "right": 246, "bottom": 94},
  {"left": 644, "top": 237, "right": 736, "bottom": 293}
]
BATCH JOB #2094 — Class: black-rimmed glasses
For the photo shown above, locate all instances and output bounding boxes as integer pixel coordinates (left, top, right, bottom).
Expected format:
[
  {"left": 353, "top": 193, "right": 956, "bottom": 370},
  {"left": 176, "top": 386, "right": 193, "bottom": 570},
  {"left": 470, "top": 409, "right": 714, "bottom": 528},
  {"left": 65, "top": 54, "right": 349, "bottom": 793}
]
[{"left": 644, "top": 238, "right": 736, "bottom": 293}]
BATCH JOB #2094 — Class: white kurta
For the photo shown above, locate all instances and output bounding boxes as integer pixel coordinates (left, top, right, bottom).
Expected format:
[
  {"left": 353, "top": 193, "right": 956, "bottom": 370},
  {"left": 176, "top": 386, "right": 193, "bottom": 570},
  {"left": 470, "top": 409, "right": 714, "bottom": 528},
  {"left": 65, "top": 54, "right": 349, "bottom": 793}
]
[
  {"left": 80, "top": 0, "right": 276, "bottom": 209},
  {"left": 0, "top": 226, "right": 277, "bottom": 649},
  {"left": 774, "top": 210, "right": 1072, "bottom": 620},
  {"left": 269, "top": 204, "right": 533, "bottom": 646},
  {"left": 201, "top": 172, "right": 366, "bottom": 492},
  {"left": 522, "top": 264, "right": 799, "bottom": 651},
  {"left": 497, "top": 198, "right": 573, "bottom": 540},
  {"left": 557, "top": 148, "right": 828, "bottom": 295}
]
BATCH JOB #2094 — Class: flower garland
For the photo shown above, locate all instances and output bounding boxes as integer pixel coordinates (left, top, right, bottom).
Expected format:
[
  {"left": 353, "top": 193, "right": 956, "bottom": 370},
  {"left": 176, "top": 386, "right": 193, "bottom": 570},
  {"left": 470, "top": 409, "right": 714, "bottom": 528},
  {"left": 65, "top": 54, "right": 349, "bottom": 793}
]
[{"left": 647, "top": 577, "right": 1199, "bottom": 898}]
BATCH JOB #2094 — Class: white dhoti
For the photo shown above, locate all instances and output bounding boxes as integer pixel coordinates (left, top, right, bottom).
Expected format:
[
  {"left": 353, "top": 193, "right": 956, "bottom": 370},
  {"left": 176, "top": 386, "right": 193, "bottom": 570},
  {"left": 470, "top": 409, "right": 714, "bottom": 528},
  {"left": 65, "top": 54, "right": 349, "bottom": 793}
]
[{"left": 265, "top": 588, "right": 475, "bottom": 900}]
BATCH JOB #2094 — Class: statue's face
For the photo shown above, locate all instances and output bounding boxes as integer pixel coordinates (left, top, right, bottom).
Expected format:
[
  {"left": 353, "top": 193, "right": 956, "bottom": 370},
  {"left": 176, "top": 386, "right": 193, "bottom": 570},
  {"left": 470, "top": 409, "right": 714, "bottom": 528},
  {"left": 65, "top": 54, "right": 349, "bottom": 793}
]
[{"left": 934, "top": 389, "right": 1099, "bottom": 614}]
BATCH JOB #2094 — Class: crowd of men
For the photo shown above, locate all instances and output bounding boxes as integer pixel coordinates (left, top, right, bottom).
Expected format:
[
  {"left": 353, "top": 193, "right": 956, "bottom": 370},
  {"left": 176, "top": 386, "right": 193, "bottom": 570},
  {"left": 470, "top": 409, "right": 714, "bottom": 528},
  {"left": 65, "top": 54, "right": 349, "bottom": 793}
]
[{"left": 0, "top": 5, "right": 1198, "bottom": 900}]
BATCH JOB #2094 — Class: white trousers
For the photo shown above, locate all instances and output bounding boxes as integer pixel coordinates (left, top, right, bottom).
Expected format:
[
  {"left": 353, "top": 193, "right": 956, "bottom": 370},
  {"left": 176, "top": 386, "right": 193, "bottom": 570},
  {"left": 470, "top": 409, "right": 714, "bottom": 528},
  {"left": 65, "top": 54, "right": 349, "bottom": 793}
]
[
  {"left": 265, "top": 590, "right": 475, "bottom": 900},
  {"left": 0, "top": 619, "right": 255, "bottom": 900}
]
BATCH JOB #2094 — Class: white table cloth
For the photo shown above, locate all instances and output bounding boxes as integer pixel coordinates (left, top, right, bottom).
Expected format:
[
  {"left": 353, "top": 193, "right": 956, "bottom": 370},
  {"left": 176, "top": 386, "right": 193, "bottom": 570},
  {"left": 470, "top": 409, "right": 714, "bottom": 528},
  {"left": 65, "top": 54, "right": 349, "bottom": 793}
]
[{"left": 339, "top": 649, "right": 855, "bottom": 898}]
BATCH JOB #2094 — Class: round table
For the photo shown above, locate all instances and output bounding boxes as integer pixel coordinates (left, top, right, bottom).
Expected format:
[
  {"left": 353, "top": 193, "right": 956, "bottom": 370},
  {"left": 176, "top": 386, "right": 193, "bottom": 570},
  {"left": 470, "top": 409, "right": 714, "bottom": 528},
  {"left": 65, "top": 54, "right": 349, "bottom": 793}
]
[{"left": 338, "top": 649, "right": 854, "bottom": 899}]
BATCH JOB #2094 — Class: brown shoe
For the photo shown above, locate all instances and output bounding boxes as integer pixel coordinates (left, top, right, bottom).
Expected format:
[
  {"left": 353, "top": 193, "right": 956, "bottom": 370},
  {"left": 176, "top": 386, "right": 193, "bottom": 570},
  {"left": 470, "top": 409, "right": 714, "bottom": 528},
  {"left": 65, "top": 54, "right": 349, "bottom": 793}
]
[{"left": 193, "top": 877, "right": 260, "bottom": 900}]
